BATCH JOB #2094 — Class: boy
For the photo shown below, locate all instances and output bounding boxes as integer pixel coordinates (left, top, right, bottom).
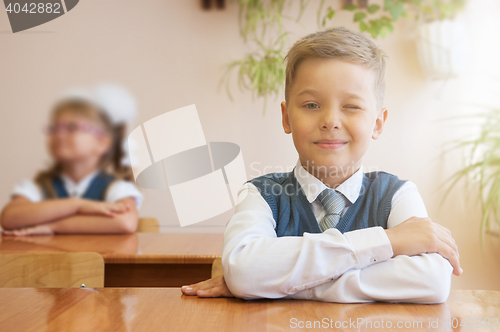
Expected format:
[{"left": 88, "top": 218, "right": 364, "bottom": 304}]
[{"left": 182, "top": 27, "right": 461, "bottom": 303}]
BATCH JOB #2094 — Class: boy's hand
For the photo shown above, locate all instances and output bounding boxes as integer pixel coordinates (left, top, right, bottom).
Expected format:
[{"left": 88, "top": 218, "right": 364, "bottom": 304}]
[
  {"left": 385, "top": 216, "right": 462, "bottom": 276},
  {"left": 77, "top": 199, "right": 130, "bottom": 218},
  {"left": 181, "top": 275, "right": 234, "bottom": 298}
]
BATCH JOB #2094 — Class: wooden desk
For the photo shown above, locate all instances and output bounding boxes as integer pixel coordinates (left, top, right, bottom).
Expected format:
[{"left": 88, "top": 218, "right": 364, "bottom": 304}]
[
  {"left": 0, "top": 289, "right": 498, "bottom": 331},
  {"left": 0, "top": 233, "right": 223, "bottom": 287}
]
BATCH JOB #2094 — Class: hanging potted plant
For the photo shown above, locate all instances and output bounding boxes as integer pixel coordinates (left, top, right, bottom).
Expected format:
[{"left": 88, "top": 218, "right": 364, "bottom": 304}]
[
  {"left": 218, "top": 0, "right": 411, "bottom": 115},
  {"left": 217, "top": 0, "right": 468, "bottom": 113},
  {"left": 411, "top": 0, "right": 468, "bottom": 79}
]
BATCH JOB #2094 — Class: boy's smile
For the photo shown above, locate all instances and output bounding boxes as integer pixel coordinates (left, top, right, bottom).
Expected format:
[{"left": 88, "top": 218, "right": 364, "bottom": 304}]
[{"left": 281, "top": 57, "right": 388, "bottom": 189}]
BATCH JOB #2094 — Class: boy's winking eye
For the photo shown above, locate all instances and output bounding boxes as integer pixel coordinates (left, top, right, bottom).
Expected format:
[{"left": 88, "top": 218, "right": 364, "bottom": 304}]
[
  {"left": 294, "top": 89, "right": 368, "bottom": 111},
  {"left": 289, "top": 57, "right": 378, "bottom": 113}
]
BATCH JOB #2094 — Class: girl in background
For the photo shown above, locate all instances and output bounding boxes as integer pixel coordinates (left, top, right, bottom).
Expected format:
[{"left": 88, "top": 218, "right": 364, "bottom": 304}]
[{"left": 0, "top": 84, "right": 143, "bottom": 235}]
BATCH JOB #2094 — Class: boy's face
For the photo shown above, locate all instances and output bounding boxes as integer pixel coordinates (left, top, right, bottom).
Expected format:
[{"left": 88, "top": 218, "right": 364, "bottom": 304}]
[{"left": 281, "top": 57, "right": 387, "bottom": 181}]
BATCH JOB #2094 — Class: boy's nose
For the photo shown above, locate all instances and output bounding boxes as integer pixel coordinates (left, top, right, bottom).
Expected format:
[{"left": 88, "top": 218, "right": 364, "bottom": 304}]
[{"left": 320, "top": 108, "right": 342, "bottom": 130}]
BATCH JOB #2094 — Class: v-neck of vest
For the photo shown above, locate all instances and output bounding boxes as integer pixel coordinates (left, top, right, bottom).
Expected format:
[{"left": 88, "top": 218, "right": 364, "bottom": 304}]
[
  {"left": 336, "top": 175, "right": 370, "bottom": 233},
  {"left": 289, "top": 169, "right": 322, "bottom": 234},
  {"left": 290, "top": 168, "right": 370, "bottom": 234}
]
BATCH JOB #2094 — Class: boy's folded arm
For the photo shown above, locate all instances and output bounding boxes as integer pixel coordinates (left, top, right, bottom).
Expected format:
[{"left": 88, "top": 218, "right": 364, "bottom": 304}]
[
  {"left": 222, "top": 180, "right": 457, "bottom": 301},
  {"left": 286, "top": 252, "right": 453, "bottom": 304},
  {"left": 288, "top": 181, "right": 453, "bottom": 304},
  {"left": 222, "top": 184, "right": 394, "bottom": 300}
]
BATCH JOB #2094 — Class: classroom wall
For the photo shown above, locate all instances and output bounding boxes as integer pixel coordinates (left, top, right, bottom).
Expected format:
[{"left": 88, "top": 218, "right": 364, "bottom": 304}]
[{"left": 1, "top": 0, "right": 498, "bottom": 291}]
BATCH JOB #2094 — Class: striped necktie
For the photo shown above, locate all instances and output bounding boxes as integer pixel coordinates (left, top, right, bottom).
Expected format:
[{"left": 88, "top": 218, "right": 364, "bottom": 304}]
[{"left": 317, "top": 188, "right": 348, "bottom": 232}]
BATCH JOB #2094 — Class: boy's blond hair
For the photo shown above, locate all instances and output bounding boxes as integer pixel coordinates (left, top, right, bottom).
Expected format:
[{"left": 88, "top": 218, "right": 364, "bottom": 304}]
[{"left": 284, "top": 26, "right": 388, "bottom": 111}]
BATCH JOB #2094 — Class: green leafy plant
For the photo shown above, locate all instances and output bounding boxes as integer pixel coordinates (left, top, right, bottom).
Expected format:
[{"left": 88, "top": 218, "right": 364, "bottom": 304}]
[
  {"left": 219, "top": 34, "right": 287, "bottom": 115},
  {"left": 319, "top": 0, "right": 466, "bottom": 39},
  {"left": 219, "top": 0, "right": 467, "bottom": 114},
  {"left": 411, "top": 0, "right": 466, "bottom": 22},
  {"left": 318, "top": 0, "right": 397, "bottom": 39},
  {"left": 439, "top": 109, "right": 500, "bottom": 248},
  {"left": 218, "top": 0, "right": 298, "bottom": 115}
]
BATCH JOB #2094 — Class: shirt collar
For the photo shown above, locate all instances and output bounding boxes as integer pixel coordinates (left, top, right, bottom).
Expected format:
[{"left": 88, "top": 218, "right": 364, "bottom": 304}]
[
  {"left": 60, "top": 170, "right": 99, "bottom": 197},
  {"left": 293, "top": 158, "right": 364, "bottom": 204}
]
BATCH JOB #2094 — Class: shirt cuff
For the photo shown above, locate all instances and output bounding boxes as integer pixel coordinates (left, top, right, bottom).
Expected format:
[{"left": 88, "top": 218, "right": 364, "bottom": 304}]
[{"left": 343, "top": 226, "right": 393, "bottom": 269}]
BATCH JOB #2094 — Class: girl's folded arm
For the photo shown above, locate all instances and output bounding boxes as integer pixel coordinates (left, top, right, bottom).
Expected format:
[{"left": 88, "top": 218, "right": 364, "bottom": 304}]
[
  {"left": 0, "top": 196, "right": 82, "bottom": 230},
  {"left": 48, "top": 197, "right": 139, "bottom": 234}
]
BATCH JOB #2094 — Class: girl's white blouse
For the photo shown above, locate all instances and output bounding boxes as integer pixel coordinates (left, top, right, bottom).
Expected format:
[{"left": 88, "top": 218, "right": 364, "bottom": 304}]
[{"left": 11, "top": 172, "right": 144, "bottom": 209}]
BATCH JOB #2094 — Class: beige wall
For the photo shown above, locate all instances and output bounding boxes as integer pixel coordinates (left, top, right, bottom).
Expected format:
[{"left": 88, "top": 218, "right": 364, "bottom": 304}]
[{"left": 0, "top": 0, "right": 498, "bottom": 290}]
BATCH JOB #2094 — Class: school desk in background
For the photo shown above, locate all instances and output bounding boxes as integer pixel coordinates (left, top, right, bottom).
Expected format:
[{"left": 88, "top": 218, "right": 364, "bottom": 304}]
[{"left": 0, "top": 232, "right": 223, "bottom": 287}]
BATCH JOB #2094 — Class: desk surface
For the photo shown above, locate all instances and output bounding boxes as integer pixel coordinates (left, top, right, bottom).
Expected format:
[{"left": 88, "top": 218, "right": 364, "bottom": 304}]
[
  {"left": 0, "top": 233, "right": 223, "bottom": 264},
  {"left": 0, "top": 289, "right": 498, "bottom": 332}
]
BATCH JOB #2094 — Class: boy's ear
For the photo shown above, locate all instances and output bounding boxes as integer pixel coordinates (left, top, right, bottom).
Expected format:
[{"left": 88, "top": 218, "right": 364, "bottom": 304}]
[
  {"left": 372, "top": 107, "right": 388, "bottom": 140},
  {"left": 281, "top": 101, "right": 291, "bottom": 134}
]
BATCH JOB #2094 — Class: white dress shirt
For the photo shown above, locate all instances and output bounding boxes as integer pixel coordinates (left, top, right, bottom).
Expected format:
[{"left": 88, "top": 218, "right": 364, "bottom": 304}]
[
  {"left": 12, "top": 171, "right": 144, "bottom": 209},
  {"left": 221, "top": 159, "right": 453, "bottom": 303}
]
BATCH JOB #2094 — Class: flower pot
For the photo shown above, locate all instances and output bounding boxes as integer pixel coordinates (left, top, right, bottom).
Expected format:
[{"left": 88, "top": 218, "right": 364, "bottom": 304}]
[{"left": 415, "top": 15, "right": 468, "bottom": 80}]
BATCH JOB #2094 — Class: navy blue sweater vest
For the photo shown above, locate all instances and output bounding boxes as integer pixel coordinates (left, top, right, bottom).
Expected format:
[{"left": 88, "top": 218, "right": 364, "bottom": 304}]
[
  {"left": 39, "top": 173, "right": 115, "bottom": 201},
  {"left": 247, "top": 167, "right": 407, "bottom": 237}
]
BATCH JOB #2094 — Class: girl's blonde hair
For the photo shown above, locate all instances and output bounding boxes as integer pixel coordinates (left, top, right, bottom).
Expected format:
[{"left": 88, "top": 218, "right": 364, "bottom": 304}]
[
  {"left": 35, "top": 99, "right": 134, "bottom": 186},
  {"left": 284, "top": 26, "right": 388, "bottom": 111}
]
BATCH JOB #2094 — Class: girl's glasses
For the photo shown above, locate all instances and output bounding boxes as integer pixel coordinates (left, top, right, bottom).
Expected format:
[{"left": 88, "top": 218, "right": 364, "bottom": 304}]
[{"left": 44, "top": 121, "right": 106, "bottom": 137}]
